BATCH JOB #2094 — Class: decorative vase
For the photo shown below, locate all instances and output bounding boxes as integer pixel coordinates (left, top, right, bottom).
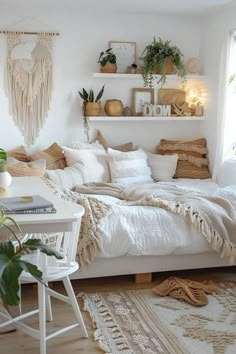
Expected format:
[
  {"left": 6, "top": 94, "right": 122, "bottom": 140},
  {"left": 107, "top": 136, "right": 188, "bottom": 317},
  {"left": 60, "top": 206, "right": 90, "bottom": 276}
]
[
  {"left": 100, "top": 62, "right": 117, "bottom": 73},
  {"left": 156, "top": 57, "right": 174, "bottom": 75},
  {"left": 0, "top": 162, "right": 12, "bottom": 190},
  {"left": 104, "top": 99, "right": 124, "bottom": 116},
  {"left": 84, "top": 102, "right": 101, "bottom": 116}
]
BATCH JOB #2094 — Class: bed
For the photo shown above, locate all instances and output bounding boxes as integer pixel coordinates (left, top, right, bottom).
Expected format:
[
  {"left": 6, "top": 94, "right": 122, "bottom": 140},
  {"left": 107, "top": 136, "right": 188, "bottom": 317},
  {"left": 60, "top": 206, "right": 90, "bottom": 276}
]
[{"left": 62, "top": 178, "right": 236, "bottom": 281}]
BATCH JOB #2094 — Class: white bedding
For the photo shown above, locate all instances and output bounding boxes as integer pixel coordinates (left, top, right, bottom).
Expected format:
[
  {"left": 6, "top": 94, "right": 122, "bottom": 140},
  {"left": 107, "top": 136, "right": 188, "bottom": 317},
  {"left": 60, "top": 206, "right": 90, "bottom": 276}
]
[{"left": 87, "top": 179, "right": 236, "bottom": 258}]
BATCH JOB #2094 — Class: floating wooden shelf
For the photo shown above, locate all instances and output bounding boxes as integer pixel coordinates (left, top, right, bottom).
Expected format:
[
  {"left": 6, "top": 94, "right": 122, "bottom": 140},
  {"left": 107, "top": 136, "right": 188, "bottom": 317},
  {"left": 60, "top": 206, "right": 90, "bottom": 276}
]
[
  {"left": 89, "top": 116, "right": 205, "bottom": 121},
  {"left": 92, "top": 73, "right": 206, "bottom": 80}
]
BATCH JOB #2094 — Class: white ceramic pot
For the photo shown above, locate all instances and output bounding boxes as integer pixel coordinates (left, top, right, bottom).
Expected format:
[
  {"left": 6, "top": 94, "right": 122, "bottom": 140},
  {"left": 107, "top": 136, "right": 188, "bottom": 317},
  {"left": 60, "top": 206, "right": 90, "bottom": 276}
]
[{"left": 0, "top": 171, "right": 12, "bottom": 190}]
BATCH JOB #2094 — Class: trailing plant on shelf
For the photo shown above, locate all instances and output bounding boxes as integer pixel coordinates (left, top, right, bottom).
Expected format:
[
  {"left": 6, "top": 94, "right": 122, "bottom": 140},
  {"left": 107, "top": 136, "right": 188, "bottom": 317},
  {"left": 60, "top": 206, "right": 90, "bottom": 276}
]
[
  {"left": 78, "top": 85, "right": 105, "bottom": 142},
  {"left": 141, "top": 37, "right": 186, "bottom": 87},
  {"left": 98, "top": 48, "right": 117, "bottom": 73},
  {"left": 0, "top": 210, "right": 63, "bottom": 305}
]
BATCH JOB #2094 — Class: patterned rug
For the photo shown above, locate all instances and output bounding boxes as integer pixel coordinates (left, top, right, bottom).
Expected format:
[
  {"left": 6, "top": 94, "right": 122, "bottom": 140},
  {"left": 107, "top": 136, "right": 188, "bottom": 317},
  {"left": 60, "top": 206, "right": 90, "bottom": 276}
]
[{"left": 79, "top": 282, "right": 236, "bottom": 354}]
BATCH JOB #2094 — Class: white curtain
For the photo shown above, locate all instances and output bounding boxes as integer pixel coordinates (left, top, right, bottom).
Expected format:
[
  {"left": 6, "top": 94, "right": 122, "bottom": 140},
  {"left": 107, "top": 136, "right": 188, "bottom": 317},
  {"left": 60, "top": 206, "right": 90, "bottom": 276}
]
[{"left": 212, "top": 31, "right": 236, "bottom": 181}]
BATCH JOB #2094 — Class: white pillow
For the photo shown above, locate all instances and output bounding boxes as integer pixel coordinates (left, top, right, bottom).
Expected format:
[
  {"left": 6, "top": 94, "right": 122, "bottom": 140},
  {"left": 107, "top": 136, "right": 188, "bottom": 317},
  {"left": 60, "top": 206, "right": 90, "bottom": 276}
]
[
  {"left": 46, "top": 163, "right": 86, "bottom": 190},
  {"left": 71, "top": 141, "right": 104, "bottom": 150},
  {"left": 63, "top": 146, "right": 110, "bottom": 183},
  {"left": 146, "top": 152, "right": 178, "bottom": 181},
  {"left": 107, "top": 148, "right": 153, "bottom": 184}
]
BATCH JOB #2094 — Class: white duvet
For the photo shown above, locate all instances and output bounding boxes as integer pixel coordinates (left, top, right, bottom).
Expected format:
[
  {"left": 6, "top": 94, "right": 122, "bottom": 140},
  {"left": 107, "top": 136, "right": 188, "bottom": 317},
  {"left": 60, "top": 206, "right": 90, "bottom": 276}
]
[{"left": 87, "top": 179, "right": 236, "bottom": 258}]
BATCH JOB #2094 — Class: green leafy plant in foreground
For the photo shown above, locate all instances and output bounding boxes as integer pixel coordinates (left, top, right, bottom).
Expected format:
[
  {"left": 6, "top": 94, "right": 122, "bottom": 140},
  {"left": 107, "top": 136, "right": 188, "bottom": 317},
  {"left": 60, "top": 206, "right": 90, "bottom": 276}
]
[
  {"left": 0, "top": 210, "right": 63, "bottom": 305},
  {"left": 0, "top": 148, "right": 7, "bottom": 173}
]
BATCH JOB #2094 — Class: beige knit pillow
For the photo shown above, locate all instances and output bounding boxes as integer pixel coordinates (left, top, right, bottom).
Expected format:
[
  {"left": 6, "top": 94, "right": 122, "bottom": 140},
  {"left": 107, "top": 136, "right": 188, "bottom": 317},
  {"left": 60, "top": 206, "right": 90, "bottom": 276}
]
[
  {"left": 7, "top": 158, "right": 46, "bottom": 177},
  {"left": 157, "top": 138, "right": 211, "bottom": 179},
  {"left": 30, "top": 142, "right": 66, "bottom": 170},
  {"left": 97, "top": 130, "right": 133, "bottom": 152}
]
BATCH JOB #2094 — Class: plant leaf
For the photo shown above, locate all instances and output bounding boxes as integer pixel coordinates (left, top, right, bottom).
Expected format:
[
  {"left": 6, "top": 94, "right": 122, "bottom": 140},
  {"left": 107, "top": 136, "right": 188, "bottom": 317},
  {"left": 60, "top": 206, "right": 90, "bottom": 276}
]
[
  {"left": 78, "top": 91, "right": 86, "bottom": 101},
  {"left": 19, "top": 260, "right": 42, "bottom": 282},
  {"left": 82, "top": 88, "right": 88, "bottom": 100},
  {"left": 23, "top": 239, "right": 63, "bottom": 259},
  {"left": 0, "top": 241, "right": 23, "bottom": 305},
  {"left": 95, "top": 85, "right": 105, "bottom": 102},
  {"left": 88, "top": 89, "right": 94, "bottom": 102},
  {"left": 0, "top": 149, "right": 7, "bottom": 162}
]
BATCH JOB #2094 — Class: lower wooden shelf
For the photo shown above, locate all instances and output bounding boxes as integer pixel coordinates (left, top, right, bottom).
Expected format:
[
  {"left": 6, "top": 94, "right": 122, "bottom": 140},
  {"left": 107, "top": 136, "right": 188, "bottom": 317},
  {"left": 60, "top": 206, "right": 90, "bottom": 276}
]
[{"left": 89, "top": 116, "right": 205, "bottom": 121}]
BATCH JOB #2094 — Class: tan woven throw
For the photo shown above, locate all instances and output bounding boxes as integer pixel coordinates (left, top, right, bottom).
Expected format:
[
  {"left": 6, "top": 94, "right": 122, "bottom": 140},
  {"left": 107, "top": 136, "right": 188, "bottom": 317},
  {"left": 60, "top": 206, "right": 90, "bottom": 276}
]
[{"left": 152, "top": 277, "right": 219, "bottom": 306}]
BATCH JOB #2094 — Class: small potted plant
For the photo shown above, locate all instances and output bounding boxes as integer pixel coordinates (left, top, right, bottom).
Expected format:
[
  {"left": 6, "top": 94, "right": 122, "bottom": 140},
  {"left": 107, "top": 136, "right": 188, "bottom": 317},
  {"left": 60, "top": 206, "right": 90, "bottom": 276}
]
[
  {"left": 141, "top": 37, "right": 186, "bottom": 87},
  {"left": 0, "top": 148, "right": 12, "bottom": 191},
  {"left": 98, "top": 48, "right": 117, "bottom": 73},
  {"left": 78, "top": 86, "right": 105, "bottom": 142}
]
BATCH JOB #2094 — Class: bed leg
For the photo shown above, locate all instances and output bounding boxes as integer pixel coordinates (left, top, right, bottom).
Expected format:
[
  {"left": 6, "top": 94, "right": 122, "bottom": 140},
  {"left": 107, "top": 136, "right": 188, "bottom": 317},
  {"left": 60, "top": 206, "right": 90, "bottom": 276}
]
[{"left": 135, "top": 273, "right": 152, "bottom": 284}]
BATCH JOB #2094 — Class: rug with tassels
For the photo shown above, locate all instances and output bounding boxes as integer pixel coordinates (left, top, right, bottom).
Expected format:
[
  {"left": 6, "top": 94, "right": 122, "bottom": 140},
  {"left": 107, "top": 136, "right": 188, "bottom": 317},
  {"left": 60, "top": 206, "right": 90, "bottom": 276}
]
[{"left": 79, "top": 282, "right": 236, "bottom": 354}]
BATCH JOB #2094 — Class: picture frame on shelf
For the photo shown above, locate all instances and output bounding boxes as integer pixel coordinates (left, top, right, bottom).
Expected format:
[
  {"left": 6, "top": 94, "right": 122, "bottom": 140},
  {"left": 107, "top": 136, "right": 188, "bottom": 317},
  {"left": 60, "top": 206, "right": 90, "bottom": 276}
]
[
  {"left": 109, "top": 41, "right": 136, "bottom": 73},
  {"left": 131, "top": 88, "right": 154, "bottom": 116}
]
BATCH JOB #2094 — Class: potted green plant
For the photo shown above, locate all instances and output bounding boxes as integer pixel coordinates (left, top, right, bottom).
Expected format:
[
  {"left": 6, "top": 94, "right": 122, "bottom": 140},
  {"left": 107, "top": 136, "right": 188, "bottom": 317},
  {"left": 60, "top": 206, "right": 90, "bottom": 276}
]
[
  {"left": 78, "top": 86, "right": 105, "bottom": 142},
  {"left": 141, "top": 37, "right": 186, "bottom": 87},
  {"left": 0, "top": 210, "right": 62, "bottom": 306},
  {"left": 0, "top": 149, "right": 12, "bottom": 191},
  {"left": 98, "top": 48, "right": 117, "bottom": 73}
]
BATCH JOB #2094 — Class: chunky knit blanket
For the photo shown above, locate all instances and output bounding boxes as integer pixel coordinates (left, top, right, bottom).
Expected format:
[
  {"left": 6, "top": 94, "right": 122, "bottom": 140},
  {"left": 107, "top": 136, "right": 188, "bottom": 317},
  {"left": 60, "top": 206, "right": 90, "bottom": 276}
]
[{"left": 46, "top": 179, "right": 236, "bottom": 267}]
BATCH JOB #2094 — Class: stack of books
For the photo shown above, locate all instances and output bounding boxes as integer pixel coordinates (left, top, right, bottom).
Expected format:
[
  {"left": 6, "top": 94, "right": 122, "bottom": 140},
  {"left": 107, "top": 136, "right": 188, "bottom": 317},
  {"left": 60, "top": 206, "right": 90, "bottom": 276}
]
[{"left": 0, "top": 195, "right": 56, "bottom": 214}]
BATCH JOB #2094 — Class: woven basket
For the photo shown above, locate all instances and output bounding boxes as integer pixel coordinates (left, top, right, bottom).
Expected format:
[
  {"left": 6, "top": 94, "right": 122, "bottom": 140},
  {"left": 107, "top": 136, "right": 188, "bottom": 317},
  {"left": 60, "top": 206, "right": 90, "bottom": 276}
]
[
  {"left": 100, "top": 62, "right": 117, "bottom": 73},
  {"left": 156, "top": 57, "right": 174, "bottom": 75},
  {"left": 84, "top": 102, "right": 101, "bottom": 116}
]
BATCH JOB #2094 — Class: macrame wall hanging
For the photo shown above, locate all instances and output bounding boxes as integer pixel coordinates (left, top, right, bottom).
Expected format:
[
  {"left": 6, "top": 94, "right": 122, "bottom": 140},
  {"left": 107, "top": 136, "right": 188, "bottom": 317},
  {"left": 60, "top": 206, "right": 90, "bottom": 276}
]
[{"left": 5, "top": 31, "right": 58, "bottom": 145}]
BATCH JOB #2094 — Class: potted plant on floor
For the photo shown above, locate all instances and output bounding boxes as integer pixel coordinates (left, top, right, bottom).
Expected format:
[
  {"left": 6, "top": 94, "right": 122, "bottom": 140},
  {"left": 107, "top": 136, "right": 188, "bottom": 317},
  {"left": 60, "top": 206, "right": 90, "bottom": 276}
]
[
  {"left": 0, "top": 149, "right": 12, "bottom": 191},
  {"left": 0, "top": 210, "right": 63, "bottom": 306},
  {"left": 98, "top": 48, "right": 117, "bottom": 73},
  {"left": 141, "top": 37, "right": 186, "bottom": 87},
  {"left": 78, "top": 85, "right": 105, "bottom": 142}
]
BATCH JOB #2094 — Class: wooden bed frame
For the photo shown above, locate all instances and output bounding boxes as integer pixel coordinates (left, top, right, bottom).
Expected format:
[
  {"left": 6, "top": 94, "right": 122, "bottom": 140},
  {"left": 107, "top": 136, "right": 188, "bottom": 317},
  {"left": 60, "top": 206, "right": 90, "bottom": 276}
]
[{"left": 71, "top": 252, "right": 232, "bottom": 283}]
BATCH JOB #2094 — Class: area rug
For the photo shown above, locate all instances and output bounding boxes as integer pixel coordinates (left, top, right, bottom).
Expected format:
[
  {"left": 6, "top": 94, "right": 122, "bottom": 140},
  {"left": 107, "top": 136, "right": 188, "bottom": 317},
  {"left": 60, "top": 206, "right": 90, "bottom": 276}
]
[{"left": 79, "top": 282, "right": 236, "bottom": 354}]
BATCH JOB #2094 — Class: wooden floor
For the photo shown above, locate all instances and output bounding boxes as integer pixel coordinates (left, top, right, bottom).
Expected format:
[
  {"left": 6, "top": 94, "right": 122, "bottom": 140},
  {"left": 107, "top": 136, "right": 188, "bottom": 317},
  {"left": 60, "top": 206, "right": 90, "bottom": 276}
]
[{"left": 0, "top": 267, "right": 235, "bottom": 354}]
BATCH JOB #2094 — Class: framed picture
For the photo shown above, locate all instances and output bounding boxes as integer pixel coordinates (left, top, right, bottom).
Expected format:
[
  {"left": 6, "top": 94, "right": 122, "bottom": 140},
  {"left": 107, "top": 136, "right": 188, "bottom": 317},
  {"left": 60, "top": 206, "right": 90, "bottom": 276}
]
[
  {"left": 109, "top": 41, "right": 136, "bottom": 73},
  {"left": 132, "top": 88, "right": 154, "bottom": 116}
]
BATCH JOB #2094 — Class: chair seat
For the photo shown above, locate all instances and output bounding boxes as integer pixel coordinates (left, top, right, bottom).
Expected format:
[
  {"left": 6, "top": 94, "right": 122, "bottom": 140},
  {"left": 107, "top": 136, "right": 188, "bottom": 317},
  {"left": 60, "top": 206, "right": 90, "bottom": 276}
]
[{"left": 20, "top": 253, "right": 79, "bottom": 282}]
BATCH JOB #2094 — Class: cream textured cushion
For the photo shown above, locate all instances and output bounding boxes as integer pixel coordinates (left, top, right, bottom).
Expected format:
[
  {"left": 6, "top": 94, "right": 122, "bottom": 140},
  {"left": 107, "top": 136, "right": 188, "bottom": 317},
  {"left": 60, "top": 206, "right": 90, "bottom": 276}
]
[
  {"left": 46, "top": 163, "right": 86, "bottom": 189},
  {"left": 107, "top": 148, "right": 152, "bottom": 184},
  {"left": 71, "top": 141, "right": 104, "bottom": 150},
  {"left": 63, "top": 146, "right": 110, "bottom": 183},
  {"left": 146, "top": 152, "right": 178, "bottom": 181},
  {"left": 7, "top": 158, "right": 46, "bottom": 177}
]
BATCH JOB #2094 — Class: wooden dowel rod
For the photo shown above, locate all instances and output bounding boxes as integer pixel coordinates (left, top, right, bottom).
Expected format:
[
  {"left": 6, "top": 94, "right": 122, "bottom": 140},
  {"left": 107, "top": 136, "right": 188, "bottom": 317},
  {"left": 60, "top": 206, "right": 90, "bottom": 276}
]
[{"left": 0, "top": 31, "right": 59, "bottom": 36}]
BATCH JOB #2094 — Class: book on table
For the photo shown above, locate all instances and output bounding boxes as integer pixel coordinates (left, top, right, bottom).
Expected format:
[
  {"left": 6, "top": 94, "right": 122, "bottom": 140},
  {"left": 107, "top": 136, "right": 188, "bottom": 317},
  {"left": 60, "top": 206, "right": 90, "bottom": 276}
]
[{"left": 0, "top": 195, "right": 56, "bottom": 214}]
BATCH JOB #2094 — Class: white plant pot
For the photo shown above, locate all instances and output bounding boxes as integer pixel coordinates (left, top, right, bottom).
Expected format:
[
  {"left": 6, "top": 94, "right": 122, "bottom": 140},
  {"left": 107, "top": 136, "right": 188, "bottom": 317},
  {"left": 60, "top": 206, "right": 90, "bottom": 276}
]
[{"left": 0, "top": 171, "right": 12, "bottom": 190}]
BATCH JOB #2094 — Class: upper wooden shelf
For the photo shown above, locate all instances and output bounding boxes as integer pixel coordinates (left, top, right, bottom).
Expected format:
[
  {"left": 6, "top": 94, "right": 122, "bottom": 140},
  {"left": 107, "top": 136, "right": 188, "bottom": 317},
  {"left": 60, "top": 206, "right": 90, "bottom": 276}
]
[
  {"left": 89, "top": 116, "right": 205, "bottom": 121},
  {"left": 92, "top": 73, "right": 206, "bottom": 80}
]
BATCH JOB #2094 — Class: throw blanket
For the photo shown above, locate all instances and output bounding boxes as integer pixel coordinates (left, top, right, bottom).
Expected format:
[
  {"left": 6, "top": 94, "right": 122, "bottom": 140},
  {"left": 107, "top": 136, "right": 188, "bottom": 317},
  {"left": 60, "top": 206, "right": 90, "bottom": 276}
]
[
  {"left": 45, "top": 178, "right": 236, "bottom": 266},
  {"left": 75, "top": 182, "right": 236, "bottom": 265}
]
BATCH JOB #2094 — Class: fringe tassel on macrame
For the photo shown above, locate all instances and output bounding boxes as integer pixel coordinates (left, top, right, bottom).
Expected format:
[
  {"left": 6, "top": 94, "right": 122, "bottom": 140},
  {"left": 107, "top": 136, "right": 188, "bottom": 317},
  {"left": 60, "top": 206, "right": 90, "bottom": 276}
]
[{"left": 7, "top": 33, "right": 53, "bottom": 145}]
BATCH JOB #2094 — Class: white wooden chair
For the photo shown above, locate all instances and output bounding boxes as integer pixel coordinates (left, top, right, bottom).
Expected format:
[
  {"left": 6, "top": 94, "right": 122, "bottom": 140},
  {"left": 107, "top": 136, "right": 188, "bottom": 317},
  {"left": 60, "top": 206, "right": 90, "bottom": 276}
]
[{"left": 0, "top": 222, "right": 88, "bottom": 354}]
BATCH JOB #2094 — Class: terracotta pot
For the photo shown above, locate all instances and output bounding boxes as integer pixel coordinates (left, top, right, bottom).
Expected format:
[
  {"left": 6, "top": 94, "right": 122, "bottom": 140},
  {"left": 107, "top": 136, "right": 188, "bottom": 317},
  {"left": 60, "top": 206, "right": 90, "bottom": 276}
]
[
  {"left": 100, "top": 62, "right": 117, "bottom": 73},
  {"left": 84, "top": 102, "right": 101, "bottom": 116},
  {"left": 104, "top": 99, "right": 124, "bottom": 116},
  {"left": 156, "top": 57, "right": 174, "bottom": 75}
]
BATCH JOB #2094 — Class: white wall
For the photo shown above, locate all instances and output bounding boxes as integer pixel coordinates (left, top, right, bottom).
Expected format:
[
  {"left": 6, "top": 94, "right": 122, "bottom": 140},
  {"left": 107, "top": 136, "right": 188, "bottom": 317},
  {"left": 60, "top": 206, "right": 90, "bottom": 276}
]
[
  {"left": 202, "top": 2, "right": 236, "bottom": 170},
  {"left": 0, "top": 9, "right": 204, "bottom": 153}
]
